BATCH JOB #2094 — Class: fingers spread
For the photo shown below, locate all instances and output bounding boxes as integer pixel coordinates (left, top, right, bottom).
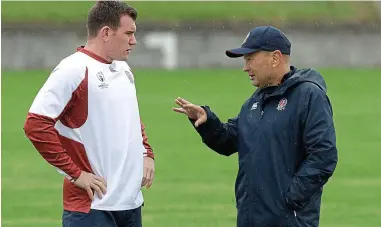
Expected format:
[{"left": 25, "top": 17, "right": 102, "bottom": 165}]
[
  {"left": 172, "top": 107, "right": 186, "bottom": 114},
  {"left": 182, "top": 104, "right": 194, "bottom": 109},
  {"left": 176, "top": 97, "right": 190, "bottom": 106},
  {"left": 175, "top": 99, "right": 184, "bottom": 107}
]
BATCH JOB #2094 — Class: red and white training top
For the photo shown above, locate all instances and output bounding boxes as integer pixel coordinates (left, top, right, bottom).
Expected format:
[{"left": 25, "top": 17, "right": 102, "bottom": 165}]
[{"left": 24, "top": 47, "right": 154, "bottom": 213}]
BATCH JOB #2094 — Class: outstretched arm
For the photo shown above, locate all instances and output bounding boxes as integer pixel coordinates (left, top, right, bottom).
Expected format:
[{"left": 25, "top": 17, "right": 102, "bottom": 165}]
[
  {"left": 173, "top": 97, "right": 238, "bottom": 156},
  {"left": 190, "top": 106, "right": 238, "bottom": 156}
]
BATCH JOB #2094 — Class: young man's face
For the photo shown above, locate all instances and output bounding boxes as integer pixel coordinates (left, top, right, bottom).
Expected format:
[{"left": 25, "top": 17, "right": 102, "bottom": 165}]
[{"left": 107, "top": 15, "right": 137, "bottom": 61}]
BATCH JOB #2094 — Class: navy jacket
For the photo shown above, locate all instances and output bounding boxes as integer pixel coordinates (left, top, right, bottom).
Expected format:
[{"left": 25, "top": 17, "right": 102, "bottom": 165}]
[{"left": 191, "top": 67, "right": 338, "bottom": 227}]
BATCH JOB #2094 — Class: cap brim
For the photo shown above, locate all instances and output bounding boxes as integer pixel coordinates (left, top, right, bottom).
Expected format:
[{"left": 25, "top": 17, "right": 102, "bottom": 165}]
[{"left": 225, "top": 48, "right": 259, "bottom": 58}]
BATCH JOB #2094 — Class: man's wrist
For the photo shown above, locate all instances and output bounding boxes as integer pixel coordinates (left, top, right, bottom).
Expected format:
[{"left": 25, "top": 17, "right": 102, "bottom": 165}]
[
  {"left": 65, "top": 175, "right": 77, "bottom": 183},
  {"left": 65, "top": 169, "right": 82, "bottom": 183},
  {"left": 144, "top": 152, "right": 155, "bottom": 160}
]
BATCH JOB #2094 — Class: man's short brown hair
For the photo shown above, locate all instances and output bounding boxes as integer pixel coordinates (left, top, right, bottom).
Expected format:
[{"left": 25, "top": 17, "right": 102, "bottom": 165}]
[{"left": 87, "top": 1, "right": 137, "bottom": 37}]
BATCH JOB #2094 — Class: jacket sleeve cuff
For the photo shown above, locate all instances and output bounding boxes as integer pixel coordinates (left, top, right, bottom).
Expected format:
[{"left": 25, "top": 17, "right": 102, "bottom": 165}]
[
  {"left": 66, "top": 168, "right": 82, "bottom": 181},
  {"left": 188, "top": 106, "right": 218, "bottom": 131},
  {"left": 144, "top": 151, "right": 155, "bottom": 159}
]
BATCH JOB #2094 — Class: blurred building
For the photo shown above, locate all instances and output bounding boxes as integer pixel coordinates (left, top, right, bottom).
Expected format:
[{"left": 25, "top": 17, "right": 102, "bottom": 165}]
[{"left": 2, "top": 1, "right": 381, "bottom": 70}]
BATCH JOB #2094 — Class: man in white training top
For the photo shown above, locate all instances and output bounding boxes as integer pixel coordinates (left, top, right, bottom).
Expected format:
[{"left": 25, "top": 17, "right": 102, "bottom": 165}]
[{"left": 23, "top": 1, "right": 154, "bottom": 226}]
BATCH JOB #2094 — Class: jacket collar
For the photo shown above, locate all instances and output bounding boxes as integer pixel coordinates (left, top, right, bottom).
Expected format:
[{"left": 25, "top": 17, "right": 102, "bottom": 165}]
[{"left": 255, "top": 66, "right": 298, "bottom": 100}]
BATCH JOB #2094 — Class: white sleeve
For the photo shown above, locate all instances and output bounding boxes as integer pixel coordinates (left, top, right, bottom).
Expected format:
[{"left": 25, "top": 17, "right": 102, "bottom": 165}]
[
  {"left": 29, "top": 61, "right": 86, "bottom": 118},
  {"left": 24, "top": 60, "right": 86, "bottom": 179}
]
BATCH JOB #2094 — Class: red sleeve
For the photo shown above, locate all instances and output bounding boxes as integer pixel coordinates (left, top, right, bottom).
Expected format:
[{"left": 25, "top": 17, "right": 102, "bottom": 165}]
[
  {"left": 23, "top": 65, "right": 87, "bottom": 180},
  {"left": 24, "top": 113, "right": 82, "bottom": 179},
  {"left": 140, "top": 120, "right": 154, "bottom": 159}
]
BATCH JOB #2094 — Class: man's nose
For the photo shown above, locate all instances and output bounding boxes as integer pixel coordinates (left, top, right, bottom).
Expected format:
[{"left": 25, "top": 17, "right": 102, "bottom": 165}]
[
  {"left": 129, "top": 35, "right": 137, "bottom": 46},
  {"left": 243, "top": 63, "right": 249, "bottom": 72}
]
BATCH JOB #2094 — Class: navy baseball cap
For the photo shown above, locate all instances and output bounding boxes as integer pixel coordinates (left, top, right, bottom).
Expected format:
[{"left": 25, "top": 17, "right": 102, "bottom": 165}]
[{"left": 226, "top": 26, "right": 291, "bottom": 58}]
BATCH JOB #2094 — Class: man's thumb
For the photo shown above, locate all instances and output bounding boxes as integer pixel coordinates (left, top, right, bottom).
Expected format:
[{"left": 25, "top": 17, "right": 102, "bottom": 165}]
[{"left": 194, "top": 119, "right": 201, "bottom": 127}]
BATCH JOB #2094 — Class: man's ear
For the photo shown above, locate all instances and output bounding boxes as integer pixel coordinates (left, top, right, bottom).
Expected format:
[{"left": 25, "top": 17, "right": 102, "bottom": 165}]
[
  {"left": 272, "top": 50, "right": 282, "bottom": 68},
  {"left": 100, "top": 26, "right": 111, "bottom": 41}
]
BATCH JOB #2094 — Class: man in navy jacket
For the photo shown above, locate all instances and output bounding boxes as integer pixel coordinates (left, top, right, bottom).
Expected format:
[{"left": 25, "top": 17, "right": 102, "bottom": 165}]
[{"left": 173, "top": 26, "right": 338, "bottom": 227}]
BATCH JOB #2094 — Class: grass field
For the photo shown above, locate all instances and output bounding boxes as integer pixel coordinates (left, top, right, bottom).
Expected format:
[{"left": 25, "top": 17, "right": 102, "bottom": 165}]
[
  {"left": 2, "top": 1, "right": 379, "bottom": 24},
  {"left": 2, "top": 68, "right": 381, "bottom": 227}
]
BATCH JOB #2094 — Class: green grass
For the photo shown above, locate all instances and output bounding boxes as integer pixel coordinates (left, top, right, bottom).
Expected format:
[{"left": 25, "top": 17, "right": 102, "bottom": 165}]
[
  {"left": 2, "top": 68, "right": 381, "bottom": 227},
  {"left": 1, "top": 1, "right": 379, "bottom": 24}
]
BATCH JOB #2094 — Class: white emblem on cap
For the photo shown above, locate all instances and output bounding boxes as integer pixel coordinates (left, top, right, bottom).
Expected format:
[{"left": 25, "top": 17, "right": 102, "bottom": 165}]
[{"left": 242, "top": 32, "right": 250, "bottom": 45}]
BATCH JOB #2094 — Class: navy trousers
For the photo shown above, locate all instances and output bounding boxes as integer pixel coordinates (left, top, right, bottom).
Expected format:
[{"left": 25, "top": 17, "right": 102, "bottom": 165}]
[{"left": 62, "top": 206, "right": 142, "bottom": 227}]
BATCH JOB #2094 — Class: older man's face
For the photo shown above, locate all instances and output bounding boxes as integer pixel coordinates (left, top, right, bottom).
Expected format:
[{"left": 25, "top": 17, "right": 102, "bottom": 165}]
[{"left": 243, "top": 51, "right": 275, "bottom": 88}]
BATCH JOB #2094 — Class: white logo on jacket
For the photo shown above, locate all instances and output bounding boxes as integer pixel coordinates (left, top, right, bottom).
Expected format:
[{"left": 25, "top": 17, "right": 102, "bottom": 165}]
[{"left": 276, "top": 98, "right": 287, "bottom": 111}]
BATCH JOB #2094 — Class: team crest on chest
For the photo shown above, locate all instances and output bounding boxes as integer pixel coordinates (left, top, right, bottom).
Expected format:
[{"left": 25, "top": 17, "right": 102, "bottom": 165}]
[
  {"left": 125, "top": 70, "right": 134, "bottom": 84},
  {"left": 96, "top": 71, "right": 105, "bottom": 82},
  {"left": 109, "top": 62, "right": 117, "bottom": 72},
  {"left": 96, "top": 71, "right": 109, "bottom": 89},
  {"left": 276, "top": 98, "right": 287, "bottom": 111}
]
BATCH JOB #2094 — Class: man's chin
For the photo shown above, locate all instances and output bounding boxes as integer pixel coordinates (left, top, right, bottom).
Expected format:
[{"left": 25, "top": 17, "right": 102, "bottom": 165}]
[
  {"left": 116, "top": 55, "right": 129, "bottom": 62},
  {"left": 251, "top": 80, "right": 259, "bottom": 87}
]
